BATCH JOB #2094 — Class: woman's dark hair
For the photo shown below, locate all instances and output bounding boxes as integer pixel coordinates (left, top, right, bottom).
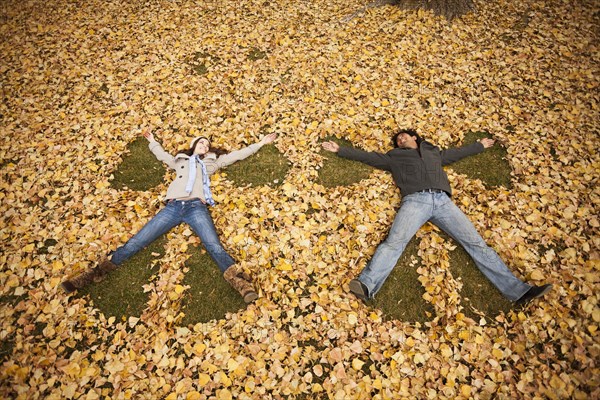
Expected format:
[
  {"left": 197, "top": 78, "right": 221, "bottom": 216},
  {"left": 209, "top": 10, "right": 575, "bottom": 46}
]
[
  {"left": 392, "top": 129, "right": 423, "bottom": 147},
  {"left": 180, "top": 136, "right": 227, "bottom": 158}
]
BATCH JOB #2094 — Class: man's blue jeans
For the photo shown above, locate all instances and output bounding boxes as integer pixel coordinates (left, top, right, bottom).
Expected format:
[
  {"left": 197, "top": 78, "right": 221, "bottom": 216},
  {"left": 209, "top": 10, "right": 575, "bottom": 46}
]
[
  {"left": 110, "top": 199, "right": 235, "bottom": 272},
  {"left": 358, "top": 191, "right": 531, "bottom": 301}
]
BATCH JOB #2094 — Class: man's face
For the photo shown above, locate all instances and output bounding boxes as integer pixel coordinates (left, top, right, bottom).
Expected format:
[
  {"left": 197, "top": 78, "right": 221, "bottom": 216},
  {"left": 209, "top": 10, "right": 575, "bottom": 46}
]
[{"left": 396, "top": 133, "right": 418, "bottom": 149}]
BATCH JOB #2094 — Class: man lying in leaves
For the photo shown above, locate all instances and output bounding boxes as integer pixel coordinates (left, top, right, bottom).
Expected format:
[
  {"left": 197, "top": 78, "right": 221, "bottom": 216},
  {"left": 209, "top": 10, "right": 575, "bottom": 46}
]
[
  {"left": 61, "top": 130, "right": 278, "bottom": 303},
  {"left": 322, "top": 129, "right": 552, "bottom": 306}
]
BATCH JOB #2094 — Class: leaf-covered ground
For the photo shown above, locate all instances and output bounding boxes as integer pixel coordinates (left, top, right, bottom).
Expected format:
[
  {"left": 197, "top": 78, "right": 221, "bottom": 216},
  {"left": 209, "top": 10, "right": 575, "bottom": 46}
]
[{"left": 1, "top": 0, "right": 598, "bottom": 398}]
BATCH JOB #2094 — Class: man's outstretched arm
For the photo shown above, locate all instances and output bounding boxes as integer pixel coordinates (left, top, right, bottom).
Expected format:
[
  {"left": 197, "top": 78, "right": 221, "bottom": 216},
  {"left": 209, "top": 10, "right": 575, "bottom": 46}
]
[
  {"left": 322, "top": 141, "right": 392, "bottom": 171},
  {"left": 440, "top": 138, "right": 495, "bottom": 166}
]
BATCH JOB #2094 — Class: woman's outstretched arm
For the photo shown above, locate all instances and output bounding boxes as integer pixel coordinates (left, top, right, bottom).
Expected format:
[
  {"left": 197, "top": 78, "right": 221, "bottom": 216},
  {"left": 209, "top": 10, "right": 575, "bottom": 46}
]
[
  {"left": 215, "top": 133, "right": 278, "bottom": 168},
  {"left": 145, "top": 129, "right": 178, "bottom": 169}
]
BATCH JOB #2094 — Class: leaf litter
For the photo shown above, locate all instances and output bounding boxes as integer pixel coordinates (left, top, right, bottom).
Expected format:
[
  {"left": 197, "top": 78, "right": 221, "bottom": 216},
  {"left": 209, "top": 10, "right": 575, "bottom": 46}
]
[{"left": 0, "top": 0, "right": 598, "bottom": 398}]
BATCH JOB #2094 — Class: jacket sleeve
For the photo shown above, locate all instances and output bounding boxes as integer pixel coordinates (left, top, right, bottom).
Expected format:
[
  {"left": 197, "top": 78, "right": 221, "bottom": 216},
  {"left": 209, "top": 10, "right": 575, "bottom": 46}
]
[
  {"left": 440, "top": 142, "right": 484, "bottom": 166},
  {"left": 215, "top": 142, "right": 263, "bottom": 169},
  {"left": 337, "top": 146, "right": 392, "bottom": 171},
  {"left": 148, "top": 141, "right": 177, "bottom": 170}
]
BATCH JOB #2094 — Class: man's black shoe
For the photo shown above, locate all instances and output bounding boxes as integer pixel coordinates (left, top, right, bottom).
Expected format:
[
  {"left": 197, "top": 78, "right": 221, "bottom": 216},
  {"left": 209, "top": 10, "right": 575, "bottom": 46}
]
[
  {"left": 349, "top": 279, "right": 369, "bottom": 302},
  {"left": 516, "top": 284, "right": 552, "bottom": 305}
]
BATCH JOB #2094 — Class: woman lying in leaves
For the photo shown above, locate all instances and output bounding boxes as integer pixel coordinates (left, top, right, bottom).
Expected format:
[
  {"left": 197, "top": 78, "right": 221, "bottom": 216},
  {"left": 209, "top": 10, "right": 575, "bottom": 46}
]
[{"left": 61, "top": 130, "right": 278, "bottom": 303}]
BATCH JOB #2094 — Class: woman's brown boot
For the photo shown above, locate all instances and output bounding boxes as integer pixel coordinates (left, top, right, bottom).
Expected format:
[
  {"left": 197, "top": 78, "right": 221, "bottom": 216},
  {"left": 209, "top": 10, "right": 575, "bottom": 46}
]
[
  {"left": 223, "top": 266, "right": 258, "bottom": 304},
  {"left": 61, "top": 259, "right": 117, "bottom": 293}
]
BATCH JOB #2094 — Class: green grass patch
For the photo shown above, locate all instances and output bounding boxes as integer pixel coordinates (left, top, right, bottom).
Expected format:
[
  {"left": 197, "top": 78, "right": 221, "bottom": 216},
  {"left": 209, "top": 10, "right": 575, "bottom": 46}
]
[
  {"left": 370, "top": 237, "right": 434, "bottom": 324},
  {"left": 179, "top": 250, "right": 247, "bottom": 325},
  {"left": 0, "top": 293, "right": 27, "bottom": 307},
  {"left": 248, "top": 47, "right": 268, "bottom": 61},
  {"left": 447, "top": 237, "right": 512, "bottom": 321},
  {"left": 111, "top": 137, "right": 166, "bottom": 191},
  {"left": 78, "top": 237, "right": 167, "bottom": 320},
  {"left": 0, "top": 295, "right": 21, "bottom": 364},
  {"left": 0, "top": 333, "right": 14, "bottom": 364},
  {"left": 187, "top": 52, "right": 220, "bottom": 76},
  {"left": 317, "top": 136, "right": 374, "bottom": 187},
  {"left": 37, "top": 238, "right": 58, "bottom": 255},
  {"left": 0, "top": 158, "right": 19, "bottom": 169},
  {"left": 223, "top": 144, "right": 290, "bottom": 187},
  {"left": 449, "top": 131, "right": 513, "bottom": 188}
]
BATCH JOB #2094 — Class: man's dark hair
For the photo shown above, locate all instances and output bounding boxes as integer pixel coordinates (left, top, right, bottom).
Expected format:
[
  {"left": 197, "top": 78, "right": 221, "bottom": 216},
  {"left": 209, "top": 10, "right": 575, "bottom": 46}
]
[{"left": 392, "top": 129, "right": 423, "bottom": 148}]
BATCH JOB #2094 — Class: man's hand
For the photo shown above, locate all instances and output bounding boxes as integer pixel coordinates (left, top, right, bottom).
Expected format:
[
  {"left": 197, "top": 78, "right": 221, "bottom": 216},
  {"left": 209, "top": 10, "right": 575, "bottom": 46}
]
[
  {"left": 321, "top": 141, "right": 340, "bottom": 153},
  {"left": 479, "top": 138, "right": 495, "bottom": 148},
  {"left": 260, "top": 133, "right": 278, "bottom": 145}
]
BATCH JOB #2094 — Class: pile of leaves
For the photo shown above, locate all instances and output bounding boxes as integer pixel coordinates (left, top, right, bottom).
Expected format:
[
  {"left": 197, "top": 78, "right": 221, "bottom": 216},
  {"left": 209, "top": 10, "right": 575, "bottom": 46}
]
[{"left": 1, "top": 0, "right": 598, "bottom": 398}]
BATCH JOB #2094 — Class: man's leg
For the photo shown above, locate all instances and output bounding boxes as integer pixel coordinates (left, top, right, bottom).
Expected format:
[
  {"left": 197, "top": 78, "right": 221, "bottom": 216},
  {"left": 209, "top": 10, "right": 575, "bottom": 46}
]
[
  {"left": 358, "top": 193, "right": 432, "bottom": 298},
  {"left": 110, "top": 202, "right": 181, "bottom": 265},
  {"left": 430, "top": 194, "right": 531, "bottom": 301}
]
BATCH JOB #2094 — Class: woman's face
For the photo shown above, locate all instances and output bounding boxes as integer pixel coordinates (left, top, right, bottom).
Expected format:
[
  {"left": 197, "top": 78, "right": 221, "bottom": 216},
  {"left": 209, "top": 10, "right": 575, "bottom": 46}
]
[{"left": 193, "top": 138, "right": 210, "bottom": 155}]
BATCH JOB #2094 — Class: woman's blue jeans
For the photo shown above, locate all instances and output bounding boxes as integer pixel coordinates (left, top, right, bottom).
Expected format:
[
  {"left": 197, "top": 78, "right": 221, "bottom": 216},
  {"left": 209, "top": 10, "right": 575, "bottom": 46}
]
[
  {"left": 358, "top": 191, "right": 531, "bottom": 301},
  {"left": 110, "top": 199, "right": 235, "bottom": 272}
]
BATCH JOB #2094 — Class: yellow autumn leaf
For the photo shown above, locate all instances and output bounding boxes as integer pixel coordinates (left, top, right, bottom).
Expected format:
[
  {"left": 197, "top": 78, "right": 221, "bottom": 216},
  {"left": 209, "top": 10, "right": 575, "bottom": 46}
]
[
  {"left": 186, "top": 391, "right": 202, "bottom": 400},
  {"left": 352, "top": 358, "right": 365, "bottom": 370},
  {"left": 592, "top": 309, "right": 600, "bottom": 323},
  {"left": 529, "top": 270, "right": 545, "bottom": 280},
  {"left": 276, "top": 260, "right": 293, "bottom": 271},
  {"left": 174, "top": 284, "right": 185, "bottom": 294},
  {"left": 492, "top": 348, "right": 504, "bottom": 359},
  {"left": 194, "top": 343, "right": 207, "bottom": 355},
  {"left": 348, "top": 312, "right": 358, "bottom": 325},
  {"left": 198, "top": 373, "right": 211, "bottom": 386},
  {"left": 22, "top": 243, "right": 35, "bottom": 252},
  {"left": 460, "top": 384, "right": 472, "bottom": 397}
]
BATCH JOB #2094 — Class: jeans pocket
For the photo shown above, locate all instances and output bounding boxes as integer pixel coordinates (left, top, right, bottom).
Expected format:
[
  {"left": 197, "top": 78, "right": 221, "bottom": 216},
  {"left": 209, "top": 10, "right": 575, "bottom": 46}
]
[{"left": 189, "top": 200, "right": 204, "bottom": 208}]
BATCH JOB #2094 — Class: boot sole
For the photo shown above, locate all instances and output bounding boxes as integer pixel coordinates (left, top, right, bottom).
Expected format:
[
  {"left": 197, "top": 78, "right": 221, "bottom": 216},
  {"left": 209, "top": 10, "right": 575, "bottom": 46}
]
[
  {"left": 349, "top": 280, "right": 368, "bottom": 302},
  {"left": 61, "top": 281, "right": 77, "bottom": 293},
  {"left": 243, "top": 291, "right": 258, "bottom": 304}
]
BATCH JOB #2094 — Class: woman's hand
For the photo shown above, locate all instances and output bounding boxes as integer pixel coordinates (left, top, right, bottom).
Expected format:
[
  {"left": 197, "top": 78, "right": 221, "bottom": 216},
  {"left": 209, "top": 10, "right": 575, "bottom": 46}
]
[
  {"left": 321, "top": 141, "right": 340, "bottom": 153},
  {"left": 260, "top": 133, "right": 278, "bottom": 145},
  {"left": 143, "top": 129, "right": 156, "bottom": 142},
  {"left": 479, "top": 138, "right": 495, "bottom": 148}
]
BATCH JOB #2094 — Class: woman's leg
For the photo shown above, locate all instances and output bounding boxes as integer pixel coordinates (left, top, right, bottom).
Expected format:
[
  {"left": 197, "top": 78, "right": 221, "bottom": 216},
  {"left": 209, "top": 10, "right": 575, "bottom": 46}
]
[
  {"left": 183, "top": 201, "right": 235, "bottom": 273},
  {"left": 62, "top": 202, "right": 182, "bottom": 293},
  {"left": 183, "top": 201, "right": 256, "bottom": 303},
  {"left": 110, "top": 202, "right": 182, "bottom": 265}
]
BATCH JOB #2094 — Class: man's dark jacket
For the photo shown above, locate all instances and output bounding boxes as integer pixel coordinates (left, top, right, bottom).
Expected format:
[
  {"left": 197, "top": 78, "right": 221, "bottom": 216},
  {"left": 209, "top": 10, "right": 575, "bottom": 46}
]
[{"left": 337, "top": 140, "right": 484, "bottom": 197}]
